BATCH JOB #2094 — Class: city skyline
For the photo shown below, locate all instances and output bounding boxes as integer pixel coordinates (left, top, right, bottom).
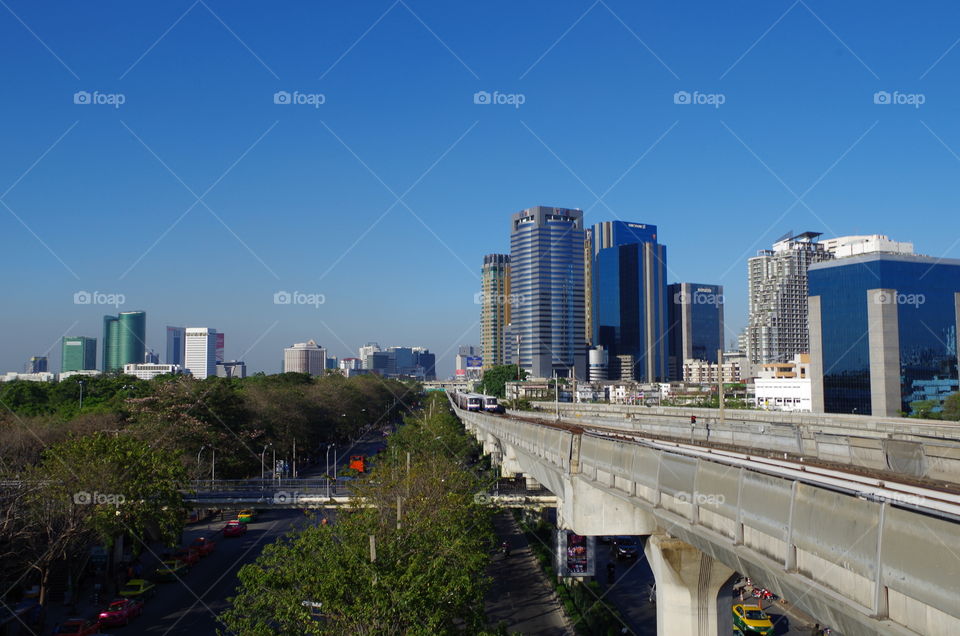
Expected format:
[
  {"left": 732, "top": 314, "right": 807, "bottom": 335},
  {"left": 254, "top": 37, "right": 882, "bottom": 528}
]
[{"left": 4, "top": 2, "right": 960, "bottom": 376}]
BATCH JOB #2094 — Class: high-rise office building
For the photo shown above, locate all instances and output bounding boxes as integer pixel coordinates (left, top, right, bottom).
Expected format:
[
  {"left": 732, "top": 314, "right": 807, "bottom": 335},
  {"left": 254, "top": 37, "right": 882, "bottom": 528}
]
[
  {"left": 746, "top": 232, "right": 832, "bottom": 365},
  {"left": 215, "top": 333, "right": 225, "bottom": 363},
  {"left": 584, "top": 227, "right": 594, "bottom": 346},
  {"left": 102, "top": 311, "right": 146, "bottom": 373},
  {"left": 184, "top": 328, "right": 218, "bottom": 379},
  {"left": 510, "top": 206, "right": 586, "bottom": 379},
  {"left": 808, "top": 253, "right": 960, "bottom": 417},
  {"left": 414, "top": 349, "right": 436, "bottom": 380},
  {"left": 480, "top": 254, "right": 512, "bottom": 368},
  {"left": 284, "top": 340, "right": 327, "bottom": 375},
  {"left": 166, "top": 326, "right": 186, "bottom": 366},
  {"left": 26, "top": 356, "right": 48, "bottom": 373},
  {"left": 591, "top": 221, "right": 667, "bottom": 382},
  {"left": 359, "top": 342, "right": 380, "bottom": 369},
  {"left": 144, "top": 350, "right": 159, "bottom": 364},
  {"left": 667, "top": 283, "right": 725, "bottom": 379},
  {"left": 62, "top": 337, "right": 97, "bottom": 372}
]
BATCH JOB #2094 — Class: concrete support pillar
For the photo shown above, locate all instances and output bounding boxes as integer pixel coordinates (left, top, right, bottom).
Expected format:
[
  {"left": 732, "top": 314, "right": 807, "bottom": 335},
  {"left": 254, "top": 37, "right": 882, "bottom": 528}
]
[
  {"left": 645, "top": 533, "right": 735, "bottom": 636},
  {"left": 867, "top": 288, "right": 901, "bottom": 417}
]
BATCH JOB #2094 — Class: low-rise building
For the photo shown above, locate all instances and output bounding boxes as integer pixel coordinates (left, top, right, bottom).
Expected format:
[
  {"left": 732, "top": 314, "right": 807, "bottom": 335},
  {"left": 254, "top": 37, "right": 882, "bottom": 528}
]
[
  {"left": 754, "top": 377, "right": 812, "bottom": 412},
  {"left": 682, "top": 358, "right": 742, "bottom": 384},
  {"left": 216, "top": 361, "right": 246, "bottom": 379},
  {"left": 123, "top": 363, "right": 184, "bottom": 380},
  {"left": 0, "top": 372, "right": 56, "bottom": 383}
]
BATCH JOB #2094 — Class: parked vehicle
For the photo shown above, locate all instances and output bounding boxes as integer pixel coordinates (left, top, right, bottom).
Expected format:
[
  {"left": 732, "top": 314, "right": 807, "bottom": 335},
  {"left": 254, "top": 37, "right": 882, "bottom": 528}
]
[
  {"left": 98, "top": 598, "right": 144, "bottom": 627},
  {"left": 118, "top": 579, "right": 155, "bottom": 600},
  {"left": 172, "top": 546, "right": 201, "bottom": 566},
  {"left": 732, "top": 604, "right": 774, "bottom": 635},
  {"left": 155, "top": 559, "right": 189, "bottom": 582},
  {"left": 223, "top": 520, "right": 248, "bottom": 537},
  {"left": 191, "top": 536, "right": 216, "bottom": 556}
]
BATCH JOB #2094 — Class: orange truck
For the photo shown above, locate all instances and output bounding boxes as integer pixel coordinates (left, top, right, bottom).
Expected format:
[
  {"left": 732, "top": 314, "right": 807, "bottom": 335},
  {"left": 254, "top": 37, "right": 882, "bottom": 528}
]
[{"left": 349, "top": 455, "right": 366, "bottom": 473}]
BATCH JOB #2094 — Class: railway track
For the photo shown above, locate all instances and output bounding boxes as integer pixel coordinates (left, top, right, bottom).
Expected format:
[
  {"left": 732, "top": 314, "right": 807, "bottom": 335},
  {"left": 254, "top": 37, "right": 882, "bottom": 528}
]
[{"left": 484, "top": 410, "right": 960, "bottom": 522}]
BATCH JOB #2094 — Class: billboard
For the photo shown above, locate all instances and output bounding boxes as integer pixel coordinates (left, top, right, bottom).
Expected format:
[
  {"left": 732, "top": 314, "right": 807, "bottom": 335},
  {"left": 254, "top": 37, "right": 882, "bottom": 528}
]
[
  {"left": 556, "top": 530, "right": 595, "bottom": 577},
  {"left": 465, "top": 356, "right": 483, "bottom": 368}
]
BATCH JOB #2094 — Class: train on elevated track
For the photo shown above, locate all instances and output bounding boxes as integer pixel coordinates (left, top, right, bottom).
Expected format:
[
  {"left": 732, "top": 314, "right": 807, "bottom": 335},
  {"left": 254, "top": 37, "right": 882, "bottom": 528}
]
[{"left": 453, "top": 391, "right": 503, "bottom": 413}]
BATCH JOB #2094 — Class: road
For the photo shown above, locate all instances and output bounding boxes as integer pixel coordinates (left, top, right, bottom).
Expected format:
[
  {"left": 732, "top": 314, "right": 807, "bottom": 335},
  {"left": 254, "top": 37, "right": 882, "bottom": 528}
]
[{"left": 134, "top": 435, "right": 385, "bottom": 634}]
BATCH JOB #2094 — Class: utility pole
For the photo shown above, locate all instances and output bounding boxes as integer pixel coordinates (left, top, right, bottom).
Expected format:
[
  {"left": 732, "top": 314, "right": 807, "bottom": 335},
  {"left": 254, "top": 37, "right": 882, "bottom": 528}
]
[
  {"left": 554, "top": 370, "right": 560, "bottom": 421},
  {"left": 718, "top": 348, "right": 726, "bottom": 427}
]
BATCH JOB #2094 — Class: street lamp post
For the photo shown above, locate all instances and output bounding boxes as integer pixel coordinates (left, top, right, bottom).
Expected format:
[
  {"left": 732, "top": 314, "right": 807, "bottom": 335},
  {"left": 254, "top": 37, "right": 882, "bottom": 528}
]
[
  {"left": 197, "top": 446, "right": 206, "bottom": 480},
  {"left": 261, "top": 444, "right": 271, "bottom": 481},
  {"left": 272, "top": 447, "right": 277, "bottom": 484},
  {"left": 211, "top": 447, "right": 216, "bottom": 484},
  {"left": 78, "top": 380, "right": 85, "bottom": 410}
]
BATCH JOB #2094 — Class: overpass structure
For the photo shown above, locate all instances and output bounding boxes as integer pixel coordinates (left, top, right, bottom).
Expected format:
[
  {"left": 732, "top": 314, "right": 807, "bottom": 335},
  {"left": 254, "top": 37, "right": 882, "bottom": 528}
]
[
  {"left": 182, "top": 479, "right": 556, "bottom": 509},
  {"left": 454, "top": 399, "right": 960, "bottom": 636}
]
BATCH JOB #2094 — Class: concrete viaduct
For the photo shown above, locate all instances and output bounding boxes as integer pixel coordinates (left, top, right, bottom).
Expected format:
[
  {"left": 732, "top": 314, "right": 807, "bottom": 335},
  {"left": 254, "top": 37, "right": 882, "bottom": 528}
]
[{"left": 454, "top": 400, "right": 960, "bottom": 636}]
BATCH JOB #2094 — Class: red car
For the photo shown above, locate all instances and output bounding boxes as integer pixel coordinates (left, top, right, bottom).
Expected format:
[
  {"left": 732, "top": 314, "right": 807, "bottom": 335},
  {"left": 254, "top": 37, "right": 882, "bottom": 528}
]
[
  {"left": 223, "top": 520, "right": 247, "bottom": 537},
  {"left": 98, "top": 598, "right": 144, "bottom": 627},
  {"left": 54, "top": 618, "right": 100, "bottom": 635},
  {"left": 191, "top": 536, "right": 216, "bottom": 556},
  {"left": 172, "top": 546, "right": 201, "bottom": 566}
]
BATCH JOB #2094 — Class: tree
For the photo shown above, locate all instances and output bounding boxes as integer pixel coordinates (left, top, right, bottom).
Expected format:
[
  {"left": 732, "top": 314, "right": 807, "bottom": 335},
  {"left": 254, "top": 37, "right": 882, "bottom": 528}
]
[
  {"left": 7, "top": 433, "right": 187, "bottom": 605},
  {"left": 908, "top": 399, "right": 941, "bottom": 419},
  {"left": 477, "top": 365, "right": 528, "bottom": 398},
  {"left": 941, "top": 392, "right": 960, "bottom": 421},
  {"left": 220, "top": 393, "right": 495, "bottom": 635}
]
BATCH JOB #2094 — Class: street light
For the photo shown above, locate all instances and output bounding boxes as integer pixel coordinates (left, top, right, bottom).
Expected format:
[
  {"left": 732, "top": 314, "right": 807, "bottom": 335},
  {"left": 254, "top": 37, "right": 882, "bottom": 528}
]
[
  {"left": 77, "top": 380, "right": 85, "bottom": 410},
  {"left": 261, "top": 444, "right": 272, "bottom": 480},
  {"left": 197, "top": 446, "right": 206, "bottom": 478}
]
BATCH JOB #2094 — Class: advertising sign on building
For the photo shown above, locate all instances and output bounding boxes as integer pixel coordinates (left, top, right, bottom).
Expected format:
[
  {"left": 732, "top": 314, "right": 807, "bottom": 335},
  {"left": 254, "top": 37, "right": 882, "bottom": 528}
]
[
  {"left": 556, "top": 530, "right": 595, "bottom": 577},
  {"left": 466, "top": 356, "right": 483, "bottom": 368}
]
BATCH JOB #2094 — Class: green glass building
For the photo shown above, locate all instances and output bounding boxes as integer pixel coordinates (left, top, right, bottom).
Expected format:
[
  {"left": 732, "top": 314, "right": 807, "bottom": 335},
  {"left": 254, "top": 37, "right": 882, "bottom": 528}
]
[
  {"left": 62, "top": 336, "right": 97, "bottom": 372},
  {"left": 102, "top": 311, "right": 146, "bottom": 372}
]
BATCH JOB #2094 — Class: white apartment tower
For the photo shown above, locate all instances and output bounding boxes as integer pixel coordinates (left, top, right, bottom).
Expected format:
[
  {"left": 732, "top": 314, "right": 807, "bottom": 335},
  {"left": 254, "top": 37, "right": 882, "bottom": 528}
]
[
  {"left": 285, "top": 340, "right": 327, "bottom": 375},
  {"left": 746, "top": 232, "right": 833, "bottom": 365},
  {"left": 184, "top": 328, "right": 218, "bottom": 379}
]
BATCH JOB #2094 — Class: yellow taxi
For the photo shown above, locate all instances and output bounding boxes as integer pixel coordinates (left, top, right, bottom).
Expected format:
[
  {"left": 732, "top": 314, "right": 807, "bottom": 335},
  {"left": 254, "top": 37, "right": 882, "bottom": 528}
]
[
  {"left": 732, "top": 604, "right": 774, "bottom": 635},
  {"left": 237, "top": 509, "right": 257, "bottom": 523},
  {"left": 155, "top": 559, "right": 189, "bottom": 582}
]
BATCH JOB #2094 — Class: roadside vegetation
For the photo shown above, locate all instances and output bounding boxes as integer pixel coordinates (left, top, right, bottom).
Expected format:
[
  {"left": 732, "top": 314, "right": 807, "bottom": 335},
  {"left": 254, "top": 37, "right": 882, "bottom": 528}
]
[
  {"left": 220, "top": 392, "right": 500, "bottom": 635},
  {"left": 0, "top": 372, "right": 417, "bottom": 607}
]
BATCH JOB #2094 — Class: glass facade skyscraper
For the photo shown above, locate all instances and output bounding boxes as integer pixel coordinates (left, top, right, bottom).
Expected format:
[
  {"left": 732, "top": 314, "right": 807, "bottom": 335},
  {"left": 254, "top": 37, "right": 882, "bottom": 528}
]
[
  {"left": 591, "top": 221, "right": 667, "bottom": 382},
  {"left": 667, "top": 283, "right": 724, "bottom": 380},
  {"left": 510, "top": 206, "right": 586, "bottom": 379},
  {"left": 809, "top": 253, "right": 960, "bottom": 416},
  {"left": 62, "top": 336, "right": 97, "bottom": 372},
  {"left": 102, "top": 311, "right": 146, "bottom": 373}
]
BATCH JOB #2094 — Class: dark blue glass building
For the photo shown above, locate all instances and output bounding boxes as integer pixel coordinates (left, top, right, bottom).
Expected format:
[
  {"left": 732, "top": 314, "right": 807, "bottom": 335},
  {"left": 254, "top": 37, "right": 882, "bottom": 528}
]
[
  {"left": 809, "top": 253, "right": 960, "bottom": 416},
  {"left": 667, "top": 283, "right": 725, "bottom": 380},
  {"left": 591, "top": 221, "right": 667, "bottom": 381}
]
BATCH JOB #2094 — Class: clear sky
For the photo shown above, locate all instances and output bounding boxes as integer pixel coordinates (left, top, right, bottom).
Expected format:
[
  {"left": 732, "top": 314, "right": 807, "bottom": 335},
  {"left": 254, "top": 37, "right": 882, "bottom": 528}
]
[{"left": 2, "top": 1, "right": 960, "bottom": 377}]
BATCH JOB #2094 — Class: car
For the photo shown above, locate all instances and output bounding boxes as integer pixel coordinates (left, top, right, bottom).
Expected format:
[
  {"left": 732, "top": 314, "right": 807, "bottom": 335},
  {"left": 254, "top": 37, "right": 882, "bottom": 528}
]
[
  {"left": 118, "top": 579, "right": 155, "bottom": 600},
  {"left": 98, "top": 598, "right": 144, "bottom": 627},
  {"left": 172, "top": 546, "right": 201, "bottom": 566},
  {"left": 155, "top": 559, "right": 189, "bottom": 582},
  {"left": 612, "top": 536, "right": 639, "bottom": 559},
  {"left": 191, "top": 536, "right": 216, "bottom": 556},
  {"left": 732, "top": 603, "right": 774, "bottom": 635},
  {"left": 237, "top": 509, "right": 257, "bottom": 523},
  {"left": 223, "top": 520, "right": 248, "bottom": 537},
  {"left": 53, "top": 618, "right": 100, "bottom": 635}
]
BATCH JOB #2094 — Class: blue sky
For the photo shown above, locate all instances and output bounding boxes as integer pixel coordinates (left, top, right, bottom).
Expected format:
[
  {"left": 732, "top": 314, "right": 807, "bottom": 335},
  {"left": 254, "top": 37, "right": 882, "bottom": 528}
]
[{"left": 2, "top": 1, "right": 960, "bottom": 377}]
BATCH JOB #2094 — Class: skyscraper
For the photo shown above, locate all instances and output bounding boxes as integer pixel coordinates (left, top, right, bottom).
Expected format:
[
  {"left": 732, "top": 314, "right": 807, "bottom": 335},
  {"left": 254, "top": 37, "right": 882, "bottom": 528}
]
[
  {"left": 667, "top": 283, "right": 725, "bottom": 379},
  {"left": 359, "top": 342, "right": 380, "bottom": 369},
  {"left": 480, "top": 254, "right": 511, "bottom": 368},
  {"left": 26, "top": 356, "right": 48, "bottom": 373},
  {"left": 746, "top": 232, "right": 832, "bottom": 365},
  {"left": 591, "top": 221, "right": 667, "bottom": 382},
  {"left": 62, "top": 336, "right": 97, "bottom": 372},
  {"left": 166, "top": 326, "right": 186, "bottom": 366},
  {"left": 510, "top": 206, "right": 586, "bottom": 379},
  {"left": 215, "top": 332, "right": 225, "bottom": 363},
  {"left": 808, "top": 253, "right": 960, "bottom": 416},
  {"left": 184, "top": 327, "right": 218, "bottom": 379},
  {"left": 102, "top": 311, "right": 146, "bottom": 373},
  {"left": 284, "top": 340, "right": 327, "bottom": 375}
]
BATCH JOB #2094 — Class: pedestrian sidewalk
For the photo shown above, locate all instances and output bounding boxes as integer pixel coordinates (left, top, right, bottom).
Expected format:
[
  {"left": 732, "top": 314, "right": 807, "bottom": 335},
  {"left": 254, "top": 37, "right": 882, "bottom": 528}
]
[{"left": 485, "top": 512, "right": 572, "bottom": 635}]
